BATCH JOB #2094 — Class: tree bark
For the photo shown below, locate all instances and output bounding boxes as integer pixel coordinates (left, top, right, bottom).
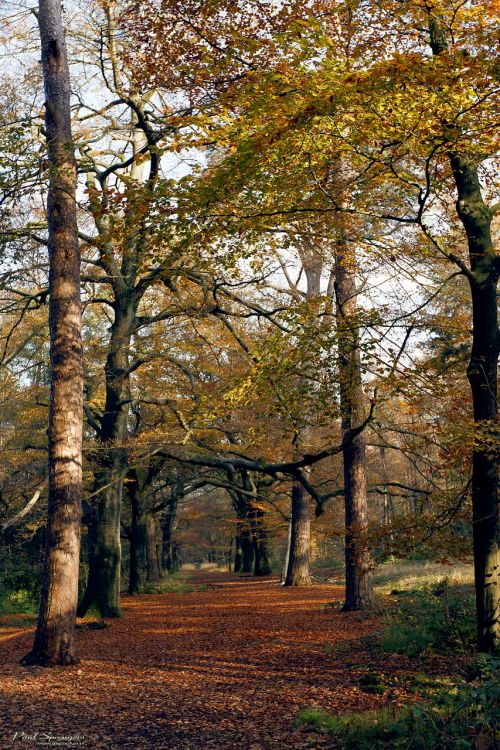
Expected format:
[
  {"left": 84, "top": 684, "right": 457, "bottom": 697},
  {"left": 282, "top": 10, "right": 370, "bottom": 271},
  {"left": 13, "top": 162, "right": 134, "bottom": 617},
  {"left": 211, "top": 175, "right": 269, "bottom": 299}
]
[
  {"left": 249, "top": 506, "right": 272, "bottom": 576},
  {"left": 233, "top": 527, "right": 243, "bottom": 573},
  {"left": 335, "top": 241, "right": 374, "bottom": 611},
  {"left": 78, "top": 297, "right": 137, "bottom": 617},
  {"left": 241, "top": 527, "right": 255, "bottom": 573},
  {"left": 162, "top": 496, "right": 179, "bottom": 573},
  {"left": 22, "top": 0, "right": 83, "bottom": 666},
  {"left": 231, "top": 488, "right": 255, "bottom": 573},
  {"left": 453, "top": 158, "right": 499, "bottom": 653},
  {"left": 281, "top": 518, "right": 292, "bottom": 583},
  {"left": 146, "top": 514, "right": 161, "bottom": 582},
  {"left": 282, "top": 255, "right": 323, "bottom": 586},
  {"left": 127, "top": 470, "right": 149, "bottom": 595},
  {"left": 429, "top": 16, "right": 500, "bottom": 653},
  {"left": 284, "top": 485, "right": 311, "bottom": 585}
]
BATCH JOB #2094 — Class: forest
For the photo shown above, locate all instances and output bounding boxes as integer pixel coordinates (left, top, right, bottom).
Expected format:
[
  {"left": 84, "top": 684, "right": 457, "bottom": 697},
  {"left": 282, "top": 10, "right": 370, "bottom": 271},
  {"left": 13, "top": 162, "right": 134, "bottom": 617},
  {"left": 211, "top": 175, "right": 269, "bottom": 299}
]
[{"left": 0, "top": 0, "right": 498, "bottom": 748}]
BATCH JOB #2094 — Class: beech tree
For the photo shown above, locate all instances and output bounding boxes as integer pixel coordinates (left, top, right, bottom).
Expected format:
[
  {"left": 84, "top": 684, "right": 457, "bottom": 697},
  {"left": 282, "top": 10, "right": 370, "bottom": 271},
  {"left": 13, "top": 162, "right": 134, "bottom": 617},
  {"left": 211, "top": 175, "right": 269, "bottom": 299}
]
[
  {"left": 22, "top": 0, "right": 84, "bottom": 666},
  {"left": 1, "top": 0, "right": 497, "bottom": 663},
  {"left": 426, "top": 8, "right": 499, "bottom": 652},
  {"left": 160, "top": 0, "right": 497, "bottom": 642}
]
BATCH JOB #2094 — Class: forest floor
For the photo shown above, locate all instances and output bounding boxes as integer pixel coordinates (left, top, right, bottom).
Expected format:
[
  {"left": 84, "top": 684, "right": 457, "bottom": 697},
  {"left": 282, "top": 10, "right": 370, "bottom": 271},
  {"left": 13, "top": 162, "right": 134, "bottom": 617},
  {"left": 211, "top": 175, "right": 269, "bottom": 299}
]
[{"left": 0, "top": 571, "right": 459, "bottom": 750}]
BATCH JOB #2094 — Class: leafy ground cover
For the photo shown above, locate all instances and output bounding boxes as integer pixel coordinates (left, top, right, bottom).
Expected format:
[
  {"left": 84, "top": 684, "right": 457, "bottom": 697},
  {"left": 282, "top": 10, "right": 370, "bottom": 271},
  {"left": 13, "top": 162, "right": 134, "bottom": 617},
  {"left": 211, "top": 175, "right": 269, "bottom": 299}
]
[{"left": 0, "top": 569, "right": 478, "bottom": 750}]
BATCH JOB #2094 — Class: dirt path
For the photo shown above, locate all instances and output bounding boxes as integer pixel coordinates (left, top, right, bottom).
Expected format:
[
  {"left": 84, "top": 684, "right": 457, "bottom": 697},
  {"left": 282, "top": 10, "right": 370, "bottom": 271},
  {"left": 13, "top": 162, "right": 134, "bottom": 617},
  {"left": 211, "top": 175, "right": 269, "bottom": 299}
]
[{"left": 0, "top": 573, "right": 411, "bottom": 750}]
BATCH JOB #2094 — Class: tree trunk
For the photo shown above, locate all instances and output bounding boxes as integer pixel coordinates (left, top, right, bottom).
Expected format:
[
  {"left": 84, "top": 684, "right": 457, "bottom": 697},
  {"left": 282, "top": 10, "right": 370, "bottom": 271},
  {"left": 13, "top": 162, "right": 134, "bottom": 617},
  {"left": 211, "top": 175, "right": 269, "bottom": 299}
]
[
  {"left": 146, "top": 514, "right": 161, "bottom": 582},
  {"left": 162, "top": 496, "right": 179, "bottom": 573},
  {"left": 282, "top": 253, "right": 321, "bottom": 586},
  {"left": 468, "top": 276, "right": 499, "bottom": 652},
  {"left": 22, "top": 0, "right": 83, "bottom": 666},
  {"left": 281, "top": 519, "right": 292, "bottom": 583},
  {"left": 239, "top": 472, "right": 272, "bottom": 577},
  {"left": 456, "top": 169, "right": 499, "bottom": 652},
  {"left": 171, "top": 545, "right": 180, "bottom": 572},
  {"left": 241, "top": 527, "right": 254, "bottom": 573},
  {"left": 451, "top": 154, "right": 499, "bottom": 653},
  {"left": 234, "top": 527, "right": 243, "bottom": 573},
  {"left": 429, "top": 16, "right": 500, "bottom": 653},
  {"left": 231, "top": 488, "right": 255, "bottom": 574},
  {"left": 78, "top": 298, "right": 136, "bottom": 617},
  {"left": 335, "top": 241, "right": 374, "bottom": 611},
  {"left": 250, "top": 507, "right": 272, "bottom": 577},
  {"left": 379, "top": 446, "right": 394, "bottom": 528},
  {"left": 127, "top": 471, "right": 148, "bottom": 595},
  {"left": 78, "top": 455, "right": 125, "bottom": 616},
  {"left": 284, "top": 485, "right": 311, "bottom": 586}
]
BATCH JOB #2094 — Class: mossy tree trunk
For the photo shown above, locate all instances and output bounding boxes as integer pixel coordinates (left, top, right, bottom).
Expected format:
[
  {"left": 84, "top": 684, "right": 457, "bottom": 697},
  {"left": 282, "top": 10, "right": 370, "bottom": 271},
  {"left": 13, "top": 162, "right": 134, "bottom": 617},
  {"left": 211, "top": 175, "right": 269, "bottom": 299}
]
[
  {"left": 127, "top": 468, "right": 150, "bottom": 594},
  {"left": 78, "top": 296, "right": 137, "bottom": 617}
]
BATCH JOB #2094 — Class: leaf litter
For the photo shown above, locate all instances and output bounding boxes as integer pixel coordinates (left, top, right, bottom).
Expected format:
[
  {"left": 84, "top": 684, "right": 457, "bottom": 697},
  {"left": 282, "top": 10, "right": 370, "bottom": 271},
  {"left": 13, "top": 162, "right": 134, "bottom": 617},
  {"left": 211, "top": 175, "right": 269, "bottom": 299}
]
[{"left": 0, "top": 572, "right": 447, "bottom": 750}]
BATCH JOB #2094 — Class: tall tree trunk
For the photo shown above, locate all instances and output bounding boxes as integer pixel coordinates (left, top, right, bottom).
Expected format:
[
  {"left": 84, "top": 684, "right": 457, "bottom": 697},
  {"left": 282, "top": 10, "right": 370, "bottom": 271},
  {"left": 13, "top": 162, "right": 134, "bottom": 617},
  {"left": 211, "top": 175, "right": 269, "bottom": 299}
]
[
  {"left": 233, "top": 527, "right": 243, "bottom": 573},
  {"left": 429, "top": 16, "right": 500, "bottom": 653},
  {"left": 249, "top": 507, "right": 272, "bottom": 576},
  {"left": 455, "top": 161, "right": 499, "bottom": 652},
  {"left": 283, "top": 256, "right": 320, "bottom": 586},
  {"left": 241, "top": 526, "right": 254, "bottom": 573},
  {"left": 231, "top": 489, "right": 255, "bottom": 573},
  {"left": 467, "top": 263, "right": 500, "bottom": 652},
  {"left": 239, "top": 472, "right": 272, "bottom": 577},
  {"left": 78, "top": 298, "right": 136, "bottom": 617},
  {"left": 127, "top": 470, "right": 148, "bottom": 595},
  {"left": 284, "top": 485, "right": 311, "bottom": 586},
  {"left": 281, "top": 518, "right": 292, "bottom": 583},
  {"left": 22, "top": 0, "right": 83, "bottom": 666},
  {"left": 335, "top": 241, "right": 374, "bottom": 611},
  {"left": 162, "top": 496, "right": 179, "bottom": 573},
  {"left": 146, "top": 514, "right": 161, "bottom": 582}
]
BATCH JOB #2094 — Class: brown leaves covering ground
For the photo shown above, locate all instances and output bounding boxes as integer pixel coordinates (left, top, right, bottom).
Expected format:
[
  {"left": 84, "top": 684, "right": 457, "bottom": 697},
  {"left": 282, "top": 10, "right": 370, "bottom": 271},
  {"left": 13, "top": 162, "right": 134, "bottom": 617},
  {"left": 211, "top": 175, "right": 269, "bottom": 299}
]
[{"left": 0, "top": 573, "right": 424, "bottom": 750}]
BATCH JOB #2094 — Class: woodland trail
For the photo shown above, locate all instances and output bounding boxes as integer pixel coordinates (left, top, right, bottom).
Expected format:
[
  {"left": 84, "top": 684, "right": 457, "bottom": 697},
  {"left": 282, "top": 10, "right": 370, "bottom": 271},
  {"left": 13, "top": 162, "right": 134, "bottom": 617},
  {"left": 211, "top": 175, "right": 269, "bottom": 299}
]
[{"left": 0, "top": 573, "right": 416, "bottom": 750}]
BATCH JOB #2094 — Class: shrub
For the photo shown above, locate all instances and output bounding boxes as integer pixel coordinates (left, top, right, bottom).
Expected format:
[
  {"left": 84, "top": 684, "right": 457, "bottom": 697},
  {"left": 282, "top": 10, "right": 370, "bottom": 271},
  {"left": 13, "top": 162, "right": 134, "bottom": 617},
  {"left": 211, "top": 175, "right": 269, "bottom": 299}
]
[{"left": 0, "top": 587, "right": 37, "bottom": 615}]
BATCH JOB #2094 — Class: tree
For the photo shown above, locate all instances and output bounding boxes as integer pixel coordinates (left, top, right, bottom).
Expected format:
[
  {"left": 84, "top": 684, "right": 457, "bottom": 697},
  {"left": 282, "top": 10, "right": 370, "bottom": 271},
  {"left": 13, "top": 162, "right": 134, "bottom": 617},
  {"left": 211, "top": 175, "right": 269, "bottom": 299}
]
[
  {"left": 22, "top": 0, "right": 83, "bottom": 666},
  {"left": 426, "top": 8, "right": 499, "bottom": 652},
  {"left": 157, "top": 0, "right": 497, "bottom": 641}
]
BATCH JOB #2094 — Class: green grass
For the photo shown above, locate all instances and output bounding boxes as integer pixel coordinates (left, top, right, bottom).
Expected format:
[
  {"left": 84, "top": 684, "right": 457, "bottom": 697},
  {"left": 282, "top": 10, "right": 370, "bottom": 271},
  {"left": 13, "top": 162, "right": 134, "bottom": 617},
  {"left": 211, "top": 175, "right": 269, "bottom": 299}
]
[
  {"left": 366, "top": 560, "right": 477, "bottom": 658},
  {"left": 377, "top": 577, "right": 476, "bottom": 657},
  {"left": 373, "top": 559, "right": 474, "bottom": 596},
  {"left": 140, "top": 573, "right": 208, "bottom": 595}
]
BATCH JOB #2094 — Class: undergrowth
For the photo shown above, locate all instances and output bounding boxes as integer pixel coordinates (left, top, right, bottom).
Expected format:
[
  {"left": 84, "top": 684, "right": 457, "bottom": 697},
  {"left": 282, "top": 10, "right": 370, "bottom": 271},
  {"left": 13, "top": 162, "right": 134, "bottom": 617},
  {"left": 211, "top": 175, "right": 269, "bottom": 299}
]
[
  {"left": 295, "top": 654, "right": 500, "bottom": 749},
  {"left": 378, "top": 578, "right": 476, "bottom": 657},
  {"left": 0, "top": 570, "right": 39, "bottom": 617}
]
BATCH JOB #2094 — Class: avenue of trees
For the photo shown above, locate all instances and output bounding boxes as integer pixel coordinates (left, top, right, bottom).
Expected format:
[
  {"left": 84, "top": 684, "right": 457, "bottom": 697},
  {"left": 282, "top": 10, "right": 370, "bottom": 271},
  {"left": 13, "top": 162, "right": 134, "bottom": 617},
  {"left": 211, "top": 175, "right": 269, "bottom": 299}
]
[{"left": 0, "top": 0, "right": 498, "bottom": 663}]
